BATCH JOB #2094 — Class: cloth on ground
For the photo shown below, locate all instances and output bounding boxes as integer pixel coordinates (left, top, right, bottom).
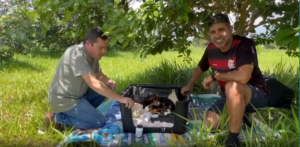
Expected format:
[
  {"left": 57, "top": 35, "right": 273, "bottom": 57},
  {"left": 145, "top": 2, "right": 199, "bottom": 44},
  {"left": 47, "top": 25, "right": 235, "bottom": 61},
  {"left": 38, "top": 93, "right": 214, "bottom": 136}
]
[
  {"left": 97, "top": 98, "right": 122, "bottom": 123},
  {"left": 58, "top": 94, "right": 280, "bottom": 147}
]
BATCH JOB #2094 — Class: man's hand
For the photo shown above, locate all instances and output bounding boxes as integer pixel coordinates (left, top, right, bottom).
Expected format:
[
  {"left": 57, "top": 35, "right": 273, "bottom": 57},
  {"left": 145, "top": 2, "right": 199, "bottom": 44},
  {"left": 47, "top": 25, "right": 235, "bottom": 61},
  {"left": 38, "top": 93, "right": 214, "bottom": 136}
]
[
  {"left": 121, "top": 97, "right": 134, "bottom": 108},
  {"left": 202, "top": 75, "right": 214, "bottom": 89},
  {"left": 181, "top": 85, "right": 191, "bottom": 96},
  {"left": 108, "top": 79, "right": 116, "bottom": 91}
]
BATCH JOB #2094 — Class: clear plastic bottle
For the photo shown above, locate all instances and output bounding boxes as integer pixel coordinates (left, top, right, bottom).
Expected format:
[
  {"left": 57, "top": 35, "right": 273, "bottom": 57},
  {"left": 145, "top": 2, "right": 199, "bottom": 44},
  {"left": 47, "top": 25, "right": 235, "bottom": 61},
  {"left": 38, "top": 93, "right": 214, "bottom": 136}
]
[{"left": 135, "top": 124, "right": 143, "bottom": 138}]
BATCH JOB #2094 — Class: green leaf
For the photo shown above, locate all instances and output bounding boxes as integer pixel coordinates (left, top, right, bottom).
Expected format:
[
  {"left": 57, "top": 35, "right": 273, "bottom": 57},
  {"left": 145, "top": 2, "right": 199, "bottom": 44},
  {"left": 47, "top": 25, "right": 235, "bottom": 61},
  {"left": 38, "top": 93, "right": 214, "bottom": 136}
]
[
  {"left": 64, "top": 11, "right": 72, "bottom": 21},
  {"left": 109, "top": 36, "right": 118, "bottom": 45},
  {"left": 63, "top": 0, "right": 75, "bottom": 8},
  {"left": 139, "top": 3, "right": 146, "bottom": 8},
  {"left": 117, "top": 34, "right": 125, "bottom": 43},
  {"left": 142, "top": 14, "right": 148, "bottom": 20},
  {"left": 36, "top": 0, "right": 49, "bottom": 6},
  {"left": 41, "top": 25, "right": 47, "bottom": 35},
  {"left": 104, "top": 31, "right": 110, "bottom": 36},
  {"left": 122, "top": 38, "right": 131, "bottom": 48},
  {"left": 183, "top": 4, "right": 191, "bottom": 12},
  {"left": 293, "top": 26, "right": 299, "bottom": 31},
  {"left": 130, "top": 21, "right": 135, "bottom": 29},
  {"left": 276, "top": 35, "right": 294, "bottom": 46},
  {"left": 153, "top": 11, "right": 158, "bottom": 16},
  {"left": 140, "top": 49, "right": 147, "bottom": 59},
  {"left": 118, "top": 18, "right": 127, "bottom": 26},
  {"left": 250, "top": 0, "right": 260, "bottom": 10},
  {"left": 258, "top": 0, "right": 266, "bottom": 9},
  {"left": 183, "top": 14, "right": 189, "bottom": 21},
  {"left": 78, "top": 0, "right": 87, "bottom": 7},
  {"left": 288, "top": 36, "right": 299, "bottom": 50},
  {"left": 108, "top": 25, "right": 117, "bottom": 32},
  {"left": 274, "top": 28, "right": 296, "bottom": 41}
]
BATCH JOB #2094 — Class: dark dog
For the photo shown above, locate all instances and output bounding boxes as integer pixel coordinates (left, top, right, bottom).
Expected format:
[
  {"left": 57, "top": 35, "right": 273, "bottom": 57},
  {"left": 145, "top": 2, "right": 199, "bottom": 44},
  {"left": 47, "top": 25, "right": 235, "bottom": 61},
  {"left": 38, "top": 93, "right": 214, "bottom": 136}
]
[{"left": 143, "top": 93, "right": 175, "bottom": 115}]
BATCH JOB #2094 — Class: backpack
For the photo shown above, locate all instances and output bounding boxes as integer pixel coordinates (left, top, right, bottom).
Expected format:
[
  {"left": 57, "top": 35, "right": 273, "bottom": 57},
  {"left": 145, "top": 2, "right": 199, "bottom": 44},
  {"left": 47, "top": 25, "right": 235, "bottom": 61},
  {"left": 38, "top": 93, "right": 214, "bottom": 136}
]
[{"left": 264, "top": 75, "right": 295, "bottom": 109}]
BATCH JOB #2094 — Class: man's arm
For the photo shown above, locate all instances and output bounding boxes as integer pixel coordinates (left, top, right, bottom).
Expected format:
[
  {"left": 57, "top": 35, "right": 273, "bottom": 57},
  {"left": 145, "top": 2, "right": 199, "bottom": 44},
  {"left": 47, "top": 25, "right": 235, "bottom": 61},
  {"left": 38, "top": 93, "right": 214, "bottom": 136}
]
[
  {"left": 187, "top": 50, "right": 210, "bottom": 87},
  {"left": 71, "top": 51, "right": 123, "bottom": 102},
  {"left": 82, "top": 73, "right": 123, "bottom": 102},
  {"left": 214, "top": 64, "right": 253, "bottom": 84},
  {"left": 214, "top": 39, "right": 257, "bottom": 84},
  {"left": 95, "top": 71, "right": 110, "bottom": 86}
]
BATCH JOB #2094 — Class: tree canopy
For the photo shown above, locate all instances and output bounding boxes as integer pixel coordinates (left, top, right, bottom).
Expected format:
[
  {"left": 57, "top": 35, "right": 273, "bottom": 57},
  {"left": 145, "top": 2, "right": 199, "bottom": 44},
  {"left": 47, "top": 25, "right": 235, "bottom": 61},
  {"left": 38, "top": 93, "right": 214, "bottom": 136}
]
[{"left": 0, "top": 0, "right": 298, "bottom": 60}]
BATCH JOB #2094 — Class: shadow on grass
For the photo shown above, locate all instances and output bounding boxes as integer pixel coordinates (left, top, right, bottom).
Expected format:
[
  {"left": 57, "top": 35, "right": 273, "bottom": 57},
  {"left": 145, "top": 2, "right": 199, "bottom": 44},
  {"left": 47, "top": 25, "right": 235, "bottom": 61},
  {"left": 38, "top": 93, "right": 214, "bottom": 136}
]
[{"left": 0, "top": 58, "right": 45, "bottom": 72}]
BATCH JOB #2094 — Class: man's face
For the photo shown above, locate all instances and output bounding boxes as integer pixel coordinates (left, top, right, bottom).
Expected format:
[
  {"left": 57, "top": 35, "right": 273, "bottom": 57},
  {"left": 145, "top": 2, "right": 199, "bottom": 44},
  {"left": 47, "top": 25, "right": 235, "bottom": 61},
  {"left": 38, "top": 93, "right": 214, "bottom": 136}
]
[
  {"left": 208, "top": 22, "right": 233, "bottom": 49},
  {"left": 86, "top": 38, "right": 107, "bottom": 60}
]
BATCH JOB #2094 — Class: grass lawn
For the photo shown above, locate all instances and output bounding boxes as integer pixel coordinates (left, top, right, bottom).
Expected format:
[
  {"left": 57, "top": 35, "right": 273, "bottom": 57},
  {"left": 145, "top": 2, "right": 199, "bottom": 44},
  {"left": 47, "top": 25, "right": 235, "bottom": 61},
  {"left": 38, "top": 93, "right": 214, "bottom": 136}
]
[{"left": 0, "top": 47, "right": 298, "bottom": 147}]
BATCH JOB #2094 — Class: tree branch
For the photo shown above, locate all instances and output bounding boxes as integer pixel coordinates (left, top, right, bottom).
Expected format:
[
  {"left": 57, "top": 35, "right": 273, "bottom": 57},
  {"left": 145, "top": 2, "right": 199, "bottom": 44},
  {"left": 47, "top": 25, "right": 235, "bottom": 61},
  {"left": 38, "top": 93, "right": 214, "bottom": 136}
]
[
  {"left": 245, "top": 17, "right": 283, "bottom": 34},
  {"left": 194, "top": 22, "right": 210, "bottom": 41},
  {"left": 234, "top": 0, "right": 251, "bottom": 35},
  {"left": 246, "top": 20, "right": 266, "bottom": 33},
  {"left": 248, "top": 9, "right": 263, "bottom": 26}
]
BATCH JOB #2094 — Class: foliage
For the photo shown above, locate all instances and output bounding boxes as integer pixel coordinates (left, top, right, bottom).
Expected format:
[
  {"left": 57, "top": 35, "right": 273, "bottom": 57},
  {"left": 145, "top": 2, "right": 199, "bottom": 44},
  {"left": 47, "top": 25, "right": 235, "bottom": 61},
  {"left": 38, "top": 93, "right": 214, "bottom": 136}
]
[
  {"left": 0, "top": 45, "right": 13, "bottom": 60},
  {"left": 274, "top": 26, "right": 299, "bottom": 57},
  {"left": 0, "top": 0, "right": 77, "bottom": 58},
  {"left": 33, "top": 0, "right": 299, "bottom": 59}
]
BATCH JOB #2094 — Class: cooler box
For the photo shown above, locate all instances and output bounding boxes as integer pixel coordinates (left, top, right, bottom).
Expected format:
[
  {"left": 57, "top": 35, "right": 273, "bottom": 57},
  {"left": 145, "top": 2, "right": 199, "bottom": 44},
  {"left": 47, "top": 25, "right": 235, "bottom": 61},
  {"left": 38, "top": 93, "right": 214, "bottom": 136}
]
[{"left": 119, "top": 84, "right": 192, "bottom": 134}]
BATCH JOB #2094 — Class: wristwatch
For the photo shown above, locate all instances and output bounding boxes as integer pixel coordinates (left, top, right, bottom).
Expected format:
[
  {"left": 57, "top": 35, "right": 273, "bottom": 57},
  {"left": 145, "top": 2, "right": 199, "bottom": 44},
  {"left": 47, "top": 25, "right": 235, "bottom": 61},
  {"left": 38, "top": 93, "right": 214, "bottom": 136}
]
[{"left": 211, "top": 71, "right": 217, "bottom": 81}]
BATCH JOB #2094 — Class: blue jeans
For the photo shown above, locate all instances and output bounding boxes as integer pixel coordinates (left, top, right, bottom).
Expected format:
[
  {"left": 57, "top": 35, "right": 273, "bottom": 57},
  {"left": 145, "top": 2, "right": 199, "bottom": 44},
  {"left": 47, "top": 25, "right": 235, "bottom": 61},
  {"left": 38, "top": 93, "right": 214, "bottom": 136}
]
[{"left": 54, "top": 88, "right": 106, "bottom": 129}]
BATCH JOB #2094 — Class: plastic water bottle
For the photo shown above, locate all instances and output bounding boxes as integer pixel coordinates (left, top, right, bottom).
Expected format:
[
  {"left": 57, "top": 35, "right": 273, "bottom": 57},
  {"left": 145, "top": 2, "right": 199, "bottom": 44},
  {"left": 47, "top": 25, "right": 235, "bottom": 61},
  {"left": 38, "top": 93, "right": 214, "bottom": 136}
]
[{"left": 135, "top": 124, "right": 143, "bottom": 138}]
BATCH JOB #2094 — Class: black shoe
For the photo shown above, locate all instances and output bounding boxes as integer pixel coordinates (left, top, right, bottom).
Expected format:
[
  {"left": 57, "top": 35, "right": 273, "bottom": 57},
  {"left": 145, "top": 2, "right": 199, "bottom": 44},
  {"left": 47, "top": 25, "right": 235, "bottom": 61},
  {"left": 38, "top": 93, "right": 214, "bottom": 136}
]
[{"left": 225, "top": 132, "right": 240, "bottom": 147}]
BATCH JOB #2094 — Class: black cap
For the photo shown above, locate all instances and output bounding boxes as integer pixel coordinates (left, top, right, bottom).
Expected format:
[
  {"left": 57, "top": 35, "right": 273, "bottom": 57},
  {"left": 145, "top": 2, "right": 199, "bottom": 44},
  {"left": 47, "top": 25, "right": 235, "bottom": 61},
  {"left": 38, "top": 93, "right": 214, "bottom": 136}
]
[{"left": 208, "top": 13, "right": 230, "bottom": 27}]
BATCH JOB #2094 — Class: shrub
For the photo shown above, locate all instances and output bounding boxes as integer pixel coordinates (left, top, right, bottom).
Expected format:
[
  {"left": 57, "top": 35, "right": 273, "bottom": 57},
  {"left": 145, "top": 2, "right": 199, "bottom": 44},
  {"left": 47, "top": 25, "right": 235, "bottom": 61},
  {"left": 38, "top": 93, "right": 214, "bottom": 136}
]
[{"left": 0, "top": 45, "right": 13, "bottom": 61}]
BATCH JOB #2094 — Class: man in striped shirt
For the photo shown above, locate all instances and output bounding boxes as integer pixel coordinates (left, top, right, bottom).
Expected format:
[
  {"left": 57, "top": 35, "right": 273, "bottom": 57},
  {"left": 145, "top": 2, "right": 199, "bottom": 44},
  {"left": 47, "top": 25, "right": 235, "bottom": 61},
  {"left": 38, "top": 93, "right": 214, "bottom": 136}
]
[{"left": 181, "top": 13, "right": 269, "bottom": 147}]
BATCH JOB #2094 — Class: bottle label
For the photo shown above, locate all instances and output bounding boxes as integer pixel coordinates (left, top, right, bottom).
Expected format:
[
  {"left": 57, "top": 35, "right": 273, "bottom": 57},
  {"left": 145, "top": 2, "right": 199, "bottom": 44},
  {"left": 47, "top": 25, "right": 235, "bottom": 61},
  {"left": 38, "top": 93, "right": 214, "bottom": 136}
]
[{"left": 135, "top": 130, "right": 143, "bottom": 137}]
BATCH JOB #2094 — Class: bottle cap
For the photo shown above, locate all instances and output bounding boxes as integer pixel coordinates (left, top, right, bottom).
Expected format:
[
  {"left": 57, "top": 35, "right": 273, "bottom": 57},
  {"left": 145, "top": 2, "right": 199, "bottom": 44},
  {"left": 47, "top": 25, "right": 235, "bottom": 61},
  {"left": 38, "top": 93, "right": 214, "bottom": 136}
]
[{"left": 137, "top": 124, "right": 143, "bottom": 128}]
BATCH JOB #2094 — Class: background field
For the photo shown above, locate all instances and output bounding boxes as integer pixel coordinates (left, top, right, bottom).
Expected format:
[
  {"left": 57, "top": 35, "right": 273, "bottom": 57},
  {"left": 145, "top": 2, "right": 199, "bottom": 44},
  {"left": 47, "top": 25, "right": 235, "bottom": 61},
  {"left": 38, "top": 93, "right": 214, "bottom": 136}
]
[{"left": 0, "top": 47, "right": 298, "bottom": 147}]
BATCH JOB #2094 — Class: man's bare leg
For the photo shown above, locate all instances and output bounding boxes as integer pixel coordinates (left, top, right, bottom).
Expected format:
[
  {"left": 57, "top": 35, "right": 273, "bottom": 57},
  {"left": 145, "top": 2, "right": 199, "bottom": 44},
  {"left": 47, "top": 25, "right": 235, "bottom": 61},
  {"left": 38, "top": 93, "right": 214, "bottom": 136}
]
[
  {"left": 204, "top": 111, "right": 220, "bottom": 130},
  {"left": 224, "top": 81, "right": 251, "bottom": 147}
]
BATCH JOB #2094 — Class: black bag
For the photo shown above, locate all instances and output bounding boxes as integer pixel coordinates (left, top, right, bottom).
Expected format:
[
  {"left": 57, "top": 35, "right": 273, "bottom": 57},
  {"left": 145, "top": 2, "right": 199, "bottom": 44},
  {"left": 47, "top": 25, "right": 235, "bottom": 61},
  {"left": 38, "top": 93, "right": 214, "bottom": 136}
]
[{"left": 264, "top": 75, "right": 295, "bottom": 109}]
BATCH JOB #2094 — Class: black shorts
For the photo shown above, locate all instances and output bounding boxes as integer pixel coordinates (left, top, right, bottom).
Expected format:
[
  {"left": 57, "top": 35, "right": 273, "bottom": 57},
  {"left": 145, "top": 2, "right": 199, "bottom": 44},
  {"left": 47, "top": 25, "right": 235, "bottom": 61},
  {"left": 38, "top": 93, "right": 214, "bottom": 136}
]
[{"left": 207, "top": 84, "right": 268, "bottom": 115}]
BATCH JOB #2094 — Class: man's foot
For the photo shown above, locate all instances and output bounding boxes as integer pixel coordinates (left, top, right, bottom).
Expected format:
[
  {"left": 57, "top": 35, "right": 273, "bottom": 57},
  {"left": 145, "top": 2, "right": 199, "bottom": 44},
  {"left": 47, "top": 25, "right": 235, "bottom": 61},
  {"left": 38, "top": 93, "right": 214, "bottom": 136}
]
[
  {"left": 225, "top": 132, "right": 240, "bottom": 147},
  {"left": 45, "top": 112, "right": 61, "bottom": 130}
]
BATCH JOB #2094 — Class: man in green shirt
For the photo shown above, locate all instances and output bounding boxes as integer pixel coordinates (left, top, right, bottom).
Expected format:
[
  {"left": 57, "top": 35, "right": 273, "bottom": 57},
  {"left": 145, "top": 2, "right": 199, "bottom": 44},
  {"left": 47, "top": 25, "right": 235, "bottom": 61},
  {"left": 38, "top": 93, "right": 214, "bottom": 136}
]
[{"left": 45, "top": 28, "right": 134, "bottom": 130}]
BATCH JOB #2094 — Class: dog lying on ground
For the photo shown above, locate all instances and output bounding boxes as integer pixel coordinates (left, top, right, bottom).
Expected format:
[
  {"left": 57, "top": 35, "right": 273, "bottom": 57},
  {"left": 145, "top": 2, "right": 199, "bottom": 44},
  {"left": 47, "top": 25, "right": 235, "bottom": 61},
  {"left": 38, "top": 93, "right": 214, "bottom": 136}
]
[{"left": 142, "top": 93, "right": 175, "bottom": 116}]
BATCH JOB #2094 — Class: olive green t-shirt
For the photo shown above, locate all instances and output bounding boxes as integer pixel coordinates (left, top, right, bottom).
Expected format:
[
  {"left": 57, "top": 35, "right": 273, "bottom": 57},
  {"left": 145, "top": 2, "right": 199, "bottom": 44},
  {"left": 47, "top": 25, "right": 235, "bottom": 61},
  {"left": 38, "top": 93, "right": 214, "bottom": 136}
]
[{"left": 48, "top": 43, "right": 101, "bottom": 113}]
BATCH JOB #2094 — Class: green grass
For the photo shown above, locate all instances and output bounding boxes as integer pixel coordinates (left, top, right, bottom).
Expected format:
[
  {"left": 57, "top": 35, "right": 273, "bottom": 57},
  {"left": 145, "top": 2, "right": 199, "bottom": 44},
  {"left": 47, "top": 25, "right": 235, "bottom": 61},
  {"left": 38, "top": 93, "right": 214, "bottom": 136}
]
[{"left": 0, "top": 47, "right": 298, "bottom": 147}]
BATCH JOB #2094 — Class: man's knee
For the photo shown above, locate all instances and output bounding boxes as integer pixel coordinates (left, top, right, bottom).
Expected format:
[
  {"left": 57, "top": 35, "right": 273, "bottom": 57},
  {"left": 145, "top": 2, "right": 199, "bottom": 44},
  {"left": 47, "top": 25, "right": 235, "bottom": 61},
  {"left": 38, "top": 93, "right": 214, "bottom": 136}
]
[
  {"left": 225, "top": 81, "right": 252, "bottom": 107},
  {"left": 205, "top": 110, "right": 220, "bottom": 130},
  {"left": 225, "top": 81, "right": 245, "bottom": 94},
  {"left": 225, "top": 81, "right": 250, "bottom": 97}
]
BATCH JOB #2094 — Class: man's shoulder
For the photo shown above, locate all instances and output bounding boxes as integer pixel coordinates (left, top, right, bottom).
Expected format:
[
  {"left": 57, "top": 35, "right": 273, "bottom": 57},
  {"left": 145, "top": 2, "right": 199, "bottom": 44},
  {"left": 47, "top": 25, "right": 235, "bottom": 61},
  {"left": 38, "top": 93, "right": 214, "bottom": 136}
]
[
  {"left": 63, "top": 43, "right": 87, "bottom": 59},
  {"left": 233, "top": 35, "right": 254, "bottom": 46},
  {"left": 68, "top": 43, "right": 84, "bottom": 53},
  {"left": 204, "top": 42, "right": 217, "bottom": 50}
]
